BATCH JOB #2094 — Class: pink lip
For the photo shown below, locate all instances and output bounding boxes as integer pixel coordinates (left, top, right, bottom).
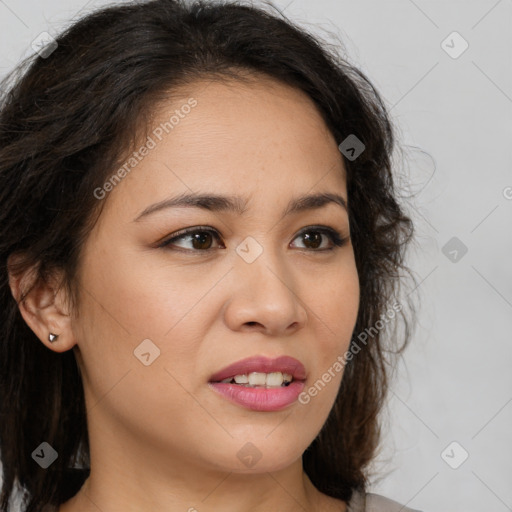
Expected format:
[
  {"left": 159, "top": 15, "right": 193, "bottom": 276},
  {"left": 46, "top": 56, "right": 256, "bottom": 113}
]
[
  {"left": 208, "top": 355, "right": 307, "bottom": 383},
  {"left": 208, "top": 355, "right": 307, "bottom": 412},
  {"left": 208, "top": 380, "right": 306, "bottom": 412}
]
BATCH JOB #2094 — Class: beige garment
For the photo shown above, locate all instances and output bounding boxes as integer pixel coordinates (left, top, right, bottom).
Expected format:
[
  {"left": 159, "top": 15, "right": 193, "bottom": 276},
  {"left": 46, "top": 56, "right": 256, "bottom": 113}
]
[{"left": 347, "top": 490, "right": 423, "bottom": 512}]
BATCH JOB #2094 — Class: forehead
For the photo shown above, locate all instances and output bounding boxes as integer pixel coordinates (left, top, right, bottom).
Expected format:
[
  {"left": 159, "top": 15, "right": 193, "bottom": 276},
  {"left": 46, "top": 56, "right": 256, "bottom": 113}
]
[{"left": 96, "top": 75, "right": 347, "bottom": 224}]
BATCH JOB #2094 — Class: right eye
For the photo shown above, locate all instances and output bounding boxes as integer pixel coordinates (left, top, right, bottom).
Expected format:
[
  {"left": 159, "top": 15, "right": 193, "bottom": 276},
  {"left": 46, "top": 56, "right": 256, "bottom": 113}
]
[{"left": 158, "top": 226, "right": 225, "bottom": 252}]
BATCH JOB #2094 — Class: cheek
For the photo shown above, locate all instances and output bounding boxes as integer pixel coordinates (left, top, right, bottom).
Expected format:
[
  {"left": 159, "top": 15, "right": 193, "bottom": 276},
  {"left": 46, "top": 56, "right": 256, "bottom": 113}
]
[
  {"left": 72, "top": 251, "right": 206, "bottom": 406},
  {"left": 303, "top": 259, "right": 359, "bottom": 392},
  {"left": 73, "top": 281, "right": 206, "bottom": 441},
  {"left": 309, "top": 259, "right": 360, "bottom": 343},
  {"left": 80, "top": 240, "right": 224, "bottom": 342}
]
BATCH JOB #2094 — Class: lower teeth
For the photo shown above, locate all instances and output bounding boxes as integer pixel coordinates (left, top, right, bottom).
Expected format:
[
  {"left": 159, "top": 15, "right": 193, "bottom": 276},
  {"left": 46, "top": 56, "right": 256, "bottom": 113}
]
[{"left": 234, "top": 382, "right": 291, "bottom": 388}]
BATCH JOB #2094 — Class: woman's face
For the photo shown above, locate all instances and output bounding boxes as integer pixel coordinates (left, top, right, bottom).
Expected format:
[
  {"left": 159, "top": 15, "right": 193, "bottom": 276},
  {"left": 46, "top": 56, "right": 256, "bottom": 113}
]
[{"left": 71, "top": 75, "right": 360, "bottom": 477}]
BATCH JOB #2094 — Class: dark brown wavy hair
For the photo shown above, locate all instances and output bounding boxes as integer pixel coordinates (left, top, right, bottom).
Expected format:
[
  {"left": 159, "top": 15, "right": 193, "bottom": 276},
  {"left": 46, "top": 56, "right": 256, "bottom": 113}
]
[{"left": 0, "top": 1, "right": 416, "bottom": 510}]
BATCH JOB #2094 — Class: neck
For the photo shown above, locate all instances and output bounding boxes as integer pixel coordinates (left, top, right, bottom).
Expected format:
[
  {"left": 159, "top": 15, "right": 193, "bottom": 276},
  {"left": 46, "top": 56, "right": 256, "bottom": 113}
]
[{"left": 58, "top": 452, "right": 346, "bottom": 512}]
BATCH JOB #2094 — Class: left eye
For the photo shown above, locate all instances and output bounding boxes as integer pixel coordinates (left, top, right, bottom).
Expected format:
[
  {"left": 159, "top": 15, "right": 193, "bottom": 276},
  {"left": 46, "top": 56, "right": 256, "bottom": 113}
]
[
  {"left": 292, "top": 228, "right": 345, "bottom": 250},
  {"left": 159, "top": 226, "right": 347, "bottom": 252}
]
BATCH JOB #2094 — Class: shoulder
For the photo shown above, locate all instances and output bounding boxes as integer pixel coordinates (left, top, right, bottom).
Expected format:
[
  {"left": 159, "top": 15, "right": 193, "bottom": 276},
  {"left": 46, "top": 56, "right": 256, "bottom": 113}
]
[{"left": 347, "top": 490, "right": 424, "bottom": 512}]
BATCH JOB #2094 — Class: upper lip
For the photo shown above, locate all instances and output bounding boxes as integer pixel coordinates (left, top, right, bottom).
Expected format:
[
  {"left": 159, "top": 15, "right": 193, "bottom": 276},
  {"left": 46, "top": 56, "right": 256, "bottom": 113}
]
[{"left": 209, "top": 355, "right": 307, "bottom": 382}]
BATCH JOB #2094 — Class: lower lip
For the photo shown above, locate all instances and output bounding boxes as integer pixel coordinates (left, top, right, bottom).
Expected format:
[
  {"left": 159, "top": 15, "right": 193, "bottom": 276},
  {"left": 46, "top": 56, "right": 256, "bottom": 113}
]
[{"left": 208, "top": 380, "right": 306, "bottom": 412}]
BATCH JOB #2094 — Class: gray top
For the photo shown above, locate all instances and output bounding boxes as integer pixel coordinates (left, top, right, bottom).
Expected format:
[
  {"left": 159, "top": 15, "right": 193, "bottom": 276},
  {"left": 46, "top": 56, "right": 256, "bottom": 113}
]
[{"left": 347, "top": 491, "right": 423, "bottom": 512}]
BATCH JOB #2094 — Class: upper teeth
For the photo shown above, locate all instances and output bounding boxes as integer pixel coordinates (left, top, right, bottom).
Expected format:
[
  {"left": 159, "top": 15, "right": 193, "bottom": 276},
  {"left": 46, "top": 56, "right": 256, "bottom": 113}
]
[{"left": 221, "top": 372, "right": 293, "bottom": 387}]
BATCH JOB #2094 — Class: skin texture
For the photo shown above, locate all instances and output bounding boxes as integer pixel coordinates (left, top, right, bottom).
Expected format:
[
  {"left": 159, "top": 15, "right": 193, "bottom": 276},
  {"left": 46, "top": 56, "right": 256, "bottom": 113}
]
[{"left": 9, "top": 75, "right": 359, "bottom": 512}]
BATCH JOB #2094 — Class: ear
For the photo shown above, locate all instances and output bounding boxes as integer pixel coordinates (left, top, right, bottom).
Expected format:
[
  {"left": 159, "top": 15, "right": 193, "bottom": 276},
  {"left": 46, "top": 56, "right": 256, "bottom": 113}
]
[{"left": 7, "top": 252, "right": 77, "bottom": 354}]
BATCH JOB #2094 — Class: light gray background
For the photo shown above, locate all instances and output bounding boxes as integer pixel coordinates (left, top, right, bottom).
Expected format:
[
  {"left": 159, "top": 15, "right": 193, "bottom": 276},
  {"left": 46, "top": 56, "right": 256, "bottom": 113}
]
[{"left": 1, "top": 1, "right": 511, "bottom": 511}]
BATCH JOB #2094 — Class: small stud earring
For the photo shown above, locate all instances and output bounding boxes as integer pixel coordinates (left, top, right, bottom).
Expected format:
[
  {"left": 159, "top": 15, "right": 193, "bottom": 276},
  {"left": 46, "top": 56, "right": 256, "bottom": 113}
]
[{"left": 48, "top": 333, "right": 59, "bottom": 343}]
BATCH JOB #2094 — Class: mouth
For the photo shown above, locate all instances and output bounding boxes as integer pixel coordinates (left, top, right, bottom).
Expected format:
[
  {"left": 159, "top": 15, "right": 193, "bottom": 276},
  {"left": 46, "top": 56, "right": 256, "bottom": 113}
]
[
  {"left": 208, "top": 355, "right": 307, "bottom": 411},
  {"left": 208, "top": 355, "right": 307, "bottom": 387},
  {"left": 215, "top": 371, "right": 295, "bottom": 388}
]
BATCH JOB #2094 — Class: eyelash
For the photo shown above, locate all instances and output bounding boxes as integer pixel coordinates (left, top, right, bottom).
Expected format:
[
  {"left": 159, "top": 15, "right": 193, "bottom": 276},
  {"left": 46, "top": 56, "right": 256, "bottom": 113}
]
[{"left": 158, "top": 225, "right": 349, "bottom": 253}]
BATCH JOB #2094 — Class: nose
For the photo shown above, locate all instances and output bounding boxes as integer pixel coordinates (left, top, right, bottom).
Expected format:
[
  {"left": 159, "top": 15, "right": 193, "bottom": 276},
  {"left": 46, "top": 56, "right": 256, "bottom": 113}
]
[{"left": 222, "top": 243, "right": 308, "bottom": 336}]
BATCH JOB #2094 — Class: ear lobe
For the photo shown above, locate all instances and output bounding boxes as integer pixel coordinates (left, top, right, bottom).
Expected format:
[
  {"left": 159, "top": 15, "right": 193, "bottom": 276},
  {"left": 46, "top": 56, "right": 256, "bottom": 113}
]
[{"left": 7, "top": 253, "right": 76, "bottom": 353}]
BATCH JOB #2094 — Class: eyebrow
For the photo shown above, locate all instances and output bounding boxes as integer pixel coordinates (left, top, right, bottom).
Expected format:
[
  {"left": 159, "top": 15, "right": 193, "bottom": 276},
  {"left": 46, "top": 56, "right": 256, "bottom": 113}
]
[{"left": 133, "top": 191, "right": 347, "bottom": 222}]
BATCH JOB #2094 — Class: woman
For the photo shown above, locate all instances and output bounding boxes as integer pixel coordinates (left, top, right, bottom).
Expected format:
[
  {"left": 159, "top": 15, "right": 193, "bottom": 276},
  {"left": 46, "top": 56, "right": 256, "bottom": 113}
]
[{"left": 0, "top": 1, "right": 420, "bottom": 511}]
